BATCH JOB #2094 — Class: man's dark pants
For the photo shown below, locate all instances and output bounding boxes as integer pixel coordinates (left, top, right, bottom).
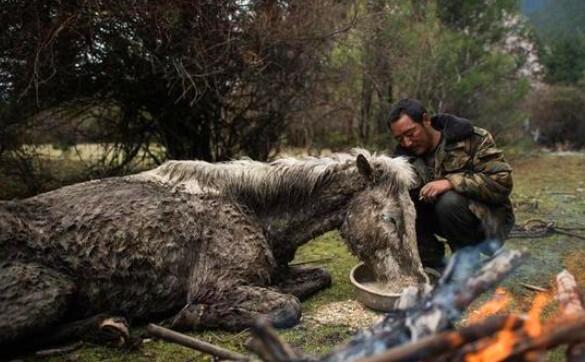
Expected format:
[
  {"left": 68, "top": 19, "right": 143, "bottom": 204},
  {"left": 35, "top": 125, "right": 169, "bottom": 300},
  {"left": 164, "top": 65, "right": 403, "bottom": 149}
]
[{"left": 413, "top": 190, "right": 485, "bottom": 269}]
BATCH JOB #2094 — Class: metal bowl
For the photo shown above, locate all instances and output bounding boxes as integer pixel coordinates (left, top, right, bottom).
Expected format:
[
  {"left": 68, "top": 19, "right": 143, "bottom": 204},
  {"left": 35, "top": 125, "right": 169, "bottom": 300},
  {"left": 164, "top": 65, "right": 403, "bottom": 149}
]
[{"left": 349, "top": 262, "right": 401, "bottom": 312}]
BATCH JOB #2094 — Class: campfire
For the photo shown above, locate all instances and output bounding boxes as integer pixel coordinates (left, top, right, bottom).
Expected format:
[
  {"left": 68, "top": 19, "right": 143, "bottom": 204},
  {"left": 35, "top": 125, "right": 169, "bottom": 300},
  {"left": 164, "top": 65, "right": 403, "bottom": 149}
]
[{"left": 148, "top": 244, "right": 585, "bottom": 362}]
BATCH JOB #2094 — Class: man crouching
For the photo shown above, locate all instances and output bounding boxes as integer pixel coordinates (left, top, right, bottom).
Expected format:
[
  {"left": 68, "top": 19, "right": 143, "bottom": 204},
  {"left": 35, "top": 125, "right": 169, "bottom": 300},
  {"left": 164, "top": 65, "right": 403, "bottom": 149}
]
[{"left": 388, "top": 98, "right": 515, "bottom": 270}]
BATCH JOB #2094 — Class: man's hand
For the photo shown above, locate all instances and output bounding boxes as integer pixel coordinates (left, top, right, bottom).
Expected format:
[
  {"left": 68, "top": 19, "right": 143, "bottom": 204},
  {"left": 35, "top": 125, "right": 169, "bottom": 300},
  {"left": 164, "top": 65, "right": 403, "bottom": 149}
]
[{"left": 419, "top": 179, "right": 453, "bottom": 202}]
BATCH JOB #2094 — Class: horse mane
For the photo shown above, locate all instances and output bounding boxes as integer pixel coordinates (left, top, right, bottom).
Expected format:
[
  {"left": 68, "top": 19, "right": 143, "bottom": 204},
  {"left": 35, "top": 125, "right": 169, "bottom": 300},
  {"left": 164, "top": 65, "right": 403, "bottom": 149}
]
[{"left": 133, "top": 148, "right": 415, "bottom": 210}]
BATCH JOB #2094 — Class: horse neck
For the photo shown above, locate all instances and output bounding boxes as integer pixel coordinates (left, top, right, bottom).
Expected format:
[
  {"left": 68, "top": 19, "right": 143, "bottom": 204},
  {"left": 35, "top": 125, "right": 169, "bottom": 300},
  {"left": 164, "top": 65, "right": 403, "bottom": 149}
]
[
  {"left": 258, "top": 167, "right": 368, "bottom": 263},
  {"left": 136, "top": 158, "right": 368, "bottom": 258}
]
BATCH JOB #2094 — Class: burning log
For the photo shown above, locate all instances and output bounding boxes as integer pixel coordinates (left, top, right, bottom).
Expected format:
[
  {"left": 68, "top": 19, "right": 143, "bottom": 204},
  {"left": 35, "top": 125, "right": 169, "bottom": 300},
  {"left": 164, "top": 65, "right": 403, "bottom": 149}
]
[
  {"left": 442, "top": 315, "right": 585, "bottom": 362},
  {"left": 436, "top": 270, "right": 585, "bottom": 362},
  {"left": 323, "top": 248, "right": 526, "bottom": 361},
  {"left": 248, "top": 246, "right": 528, "bottom": 362},
  {"left": 248, "top": 252, "right": 585, "bottom": 362},
  {"left": 357, "top": 314, "right": 524, "bottom": 362},
  {"left": 508, "top": 316, "right": 585, "bottom": 359}
]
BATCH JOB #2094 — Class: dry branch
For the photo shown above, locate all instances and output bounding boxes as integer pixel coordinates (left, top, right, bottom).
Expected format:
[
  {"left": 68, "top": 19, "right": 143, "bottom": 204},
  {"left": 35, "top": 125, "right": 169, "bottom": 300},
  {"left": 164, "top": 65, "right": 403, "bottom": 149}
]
[
  {"left": 246, "top": 318, "right": 304, "bottom": 362},
  {"left": 35, "top": 341, "right": 83, "bottom": 357},
  {"left": 146, "top": 323, "right": 248, "bottom": 361},
  {"left": 520, "top": 282, "right": 548, "bottom": 293}
]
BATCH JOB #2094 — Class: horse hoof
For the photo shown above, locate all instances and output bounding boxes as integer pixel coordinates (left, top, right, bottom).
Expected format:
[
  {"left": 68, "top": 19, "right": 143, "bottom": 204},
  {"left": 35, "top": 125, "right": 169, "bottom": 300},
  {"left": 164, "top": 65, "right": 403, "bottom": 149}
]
[{"left": 99, "top": 317, "right": 129, "bottom": 346}]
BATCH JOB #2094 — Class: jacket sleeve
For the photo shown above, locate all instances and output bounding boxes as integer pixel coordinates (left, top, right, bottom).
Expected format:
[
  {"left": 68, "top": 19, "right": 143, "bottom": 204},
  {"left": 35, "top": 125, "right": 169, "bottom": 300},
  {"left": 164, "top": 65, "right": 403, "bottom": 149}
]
[{"left": 444, "top": 133, "right": 513, "bottom": 205}]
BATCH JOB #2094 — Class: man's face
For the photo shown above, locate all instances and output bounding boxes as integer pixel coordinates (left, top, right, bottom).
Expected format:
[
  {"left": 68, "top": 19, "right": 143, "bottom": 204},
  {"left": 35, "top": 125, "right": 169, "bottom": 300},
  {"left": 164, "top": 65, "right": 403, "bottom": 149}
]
[{"left": 390, "top": 114, "right": 434, "bottom": 156}]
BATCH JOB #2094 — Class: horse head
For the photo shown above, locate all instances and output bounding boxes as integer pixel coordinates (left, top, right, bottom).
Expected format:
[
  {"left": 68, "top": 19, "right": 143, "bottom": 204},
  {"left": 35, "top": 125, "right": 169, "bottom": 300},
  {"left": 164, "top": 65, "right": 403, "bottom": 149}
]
[{"left": 341, "top": 153, "right": 429, "bottom": 291}]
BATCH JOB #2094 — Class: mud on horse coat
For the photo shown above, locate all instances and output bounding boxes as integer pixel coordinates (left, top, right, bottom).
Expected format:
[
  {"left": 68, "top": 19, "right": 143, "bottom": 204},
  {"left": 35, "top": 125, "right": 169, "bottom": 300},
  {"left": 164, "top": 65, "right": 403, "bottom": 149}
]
[{"left": 0, "top": 149, "right": 428, "bottom": 351}]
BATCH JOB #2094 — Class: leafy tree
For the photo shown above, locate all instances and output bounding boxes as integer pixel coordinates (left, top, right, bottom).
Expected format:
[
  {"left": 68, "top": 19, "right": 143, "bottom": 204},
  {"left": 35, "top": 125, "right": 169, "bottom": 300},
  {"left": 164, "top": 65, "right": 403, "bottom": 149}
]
[
  {"left": 302, "top": 0, "right": 528, "bottom": 148},
  {"left": 541, "top": 36, "right": 585, "bottom": 85},
  {"left": 524, "top": 0, "right": 585, "bottom": 85}
]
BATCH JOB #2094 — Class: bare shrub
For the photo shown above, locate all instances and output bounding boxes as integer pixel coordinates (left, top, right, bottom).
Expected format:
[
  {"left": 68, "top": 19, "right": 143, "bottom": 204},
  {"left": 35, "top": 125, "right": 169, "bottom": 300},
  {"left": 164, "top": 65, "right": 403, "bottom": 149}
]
[{"left": 526, "top": 85, "right": 585, "bottom": 150}]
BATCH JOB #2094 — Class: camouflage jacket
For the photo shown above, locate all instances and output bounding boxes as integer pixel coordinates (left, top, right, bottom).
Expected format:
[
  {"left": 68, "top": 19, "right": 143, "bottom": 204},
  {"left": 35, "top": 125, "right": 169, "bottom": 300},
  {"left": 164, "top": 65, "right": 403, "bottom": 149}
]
[{"left": 394, "top": 114, "right": 515, "bottom": 240}]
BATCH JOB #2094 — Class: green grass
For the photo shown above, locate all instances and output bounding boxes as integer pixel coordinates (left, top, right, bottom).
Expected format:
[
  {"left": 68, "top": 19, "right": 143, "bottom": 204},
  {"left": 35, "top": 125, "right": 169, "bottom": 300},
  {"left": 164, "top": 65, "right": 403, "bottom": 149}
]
[{"left": 17, "top": 151, "right": 585, "bottom": 361}]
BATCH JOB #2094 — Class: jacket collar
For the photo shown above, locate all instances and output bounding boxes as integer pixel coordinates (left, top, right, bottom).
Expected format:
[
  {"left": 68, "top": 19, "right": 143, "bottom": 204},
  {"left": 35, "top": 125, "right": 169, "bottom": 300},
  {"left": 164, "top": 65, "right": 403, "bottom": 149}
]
[{"left": 394, "top": 113, "right": 474, "bottom": 156}]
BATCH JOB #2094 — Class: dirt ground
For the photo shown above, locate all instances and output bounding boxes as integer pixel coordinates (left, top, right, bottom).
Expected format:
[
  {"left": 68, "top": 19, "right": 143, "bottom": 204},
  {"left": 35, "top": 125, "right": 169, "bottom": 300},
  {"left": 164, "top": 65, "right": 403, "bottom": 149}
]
[{"left": 20, "top": 151, "right": 585, "bottom": 361}]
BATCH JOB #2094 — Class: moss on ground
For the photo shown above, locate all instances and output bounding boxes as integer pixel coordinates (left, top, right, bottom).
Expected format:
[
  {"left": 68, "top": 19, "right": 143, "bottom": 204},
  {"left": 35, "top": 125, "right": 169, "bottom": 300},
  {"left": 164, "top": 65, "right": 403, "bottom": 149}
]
[{"left": 22, "top": 152, "right": 585, "bottom": 361}]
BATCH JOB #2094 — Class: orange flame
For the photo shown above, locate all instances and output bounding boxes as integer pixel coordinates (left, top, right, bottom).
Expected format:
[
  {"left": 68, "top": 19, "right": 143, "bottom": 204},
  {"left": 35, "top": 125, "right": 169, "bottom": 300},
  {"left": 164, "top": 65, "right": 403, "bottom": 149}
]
[
  {"left": 467, "top": 288, "right": 511, "bottom": 324},
  {"left": 523, "top": 292, "right": 550, "bottom": 338},
  {"left": 466, "top": 316, "right": 518, "bottom": 362},
  {"left": 465, "top": 291, "right": 552, "bottom": 362}
]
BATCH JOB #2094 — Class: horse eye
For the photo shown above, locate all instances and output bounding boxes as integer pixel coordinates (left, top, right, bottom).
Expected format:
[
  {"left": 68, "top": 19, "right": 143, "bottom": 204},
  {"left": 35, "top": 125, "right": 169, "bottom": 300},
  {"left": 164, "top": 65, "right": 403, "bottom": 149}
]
[{"left": 382, "top": 213, "right": 395, "bottom": 224}]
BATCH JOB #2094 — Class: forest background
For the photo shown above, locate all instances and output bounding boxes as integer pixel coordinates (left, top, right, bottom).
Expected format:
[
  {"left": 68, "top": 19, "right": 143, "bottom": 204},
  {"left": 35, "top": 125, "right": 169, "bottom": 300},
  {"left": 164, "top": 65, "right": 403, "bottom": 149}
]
[{"left": 1, "top": 0, "right": 584, "bottom": 199}]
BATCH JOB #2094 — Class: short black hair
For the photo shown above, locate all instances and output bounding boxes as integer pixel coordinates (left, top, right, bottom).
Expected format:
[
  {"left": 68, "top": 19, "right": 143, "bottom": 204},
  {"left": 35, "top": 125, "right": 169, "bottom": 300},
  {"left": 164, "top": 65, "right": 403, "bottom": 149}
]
[{"left": 387, "top": 98, "right": 427, "bottom": 126}]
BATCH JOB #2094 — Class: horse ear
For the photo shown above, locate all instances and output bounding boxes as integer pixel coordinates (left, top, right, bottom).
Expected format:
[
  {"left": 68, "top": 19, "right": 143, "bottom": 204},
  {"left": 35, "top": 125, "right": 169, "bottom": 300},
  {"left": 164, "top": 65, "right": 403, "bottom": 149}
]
[{"left": 356, "top": 154, "right": 374, "bottom": 182}]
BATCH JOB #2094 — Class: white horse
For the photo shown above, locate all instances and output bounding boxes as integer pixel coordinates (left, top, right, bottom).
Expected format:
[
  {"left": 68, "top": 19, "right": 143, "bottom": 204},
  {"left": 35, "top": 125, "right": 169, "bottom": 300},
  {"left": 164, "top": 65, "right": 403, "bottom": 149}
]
[{"left": 0, "top": 149, "right": 427, "bottom": 352}]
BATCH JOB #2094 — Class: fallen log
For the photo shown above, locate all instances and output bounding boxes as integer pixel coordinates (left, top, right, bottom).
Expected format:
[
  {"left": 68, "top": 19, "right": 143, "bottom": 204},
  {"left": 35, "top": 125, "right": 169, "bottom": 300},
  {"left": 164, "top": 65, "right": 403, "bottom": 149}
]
[{"left": 146, "top": 323, "right": 249, "bottom": 361}]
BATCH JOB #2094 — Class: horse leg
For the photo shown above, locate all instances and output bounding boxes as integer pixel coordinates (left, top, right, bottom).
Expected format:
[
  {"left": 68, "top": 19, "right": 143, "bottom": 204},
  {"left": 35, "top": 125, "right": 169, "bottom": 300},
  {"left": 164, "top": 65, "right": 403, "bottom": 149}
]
[
  {"left": 274, "top": 266, "right": 332, "bottom": 301},
  {"left": 169, "top": 284, "right": 301, "bottom": 331},
  {"left": 169, "top": 202, "right": 307, "bottom": 331},
  {"left": 0, "top": 261, "right": 132, "bottom": 357},
  {"left": 0, "top": 261, "right": 75, "bottom": 346}
]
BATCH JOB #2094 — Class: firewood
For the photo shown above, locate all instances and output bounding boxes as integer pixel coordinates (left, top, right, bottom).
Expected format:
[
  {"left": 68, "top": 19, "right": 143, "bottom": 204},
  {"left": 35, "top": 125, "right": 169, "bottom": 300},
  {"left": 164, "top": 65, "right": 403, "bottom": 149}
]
[
  {"left": 452, "top": 248, "right": 528, "bottom": 310},
  {"left": 510, "top": 316, "right": 585, "bottom": 358},
  {"left": 146, "top": 323, "right": 248, "bottom": 361},
  {"left": 444, "top": 316, "right": 585, "bottom": 362},
  {"left": 356, "top": 315, "right": 524, "bottom": 362},
  {"left": 556, "top": 270, "right": 585, "bottom": 316},
  {"left": 556, "top": 270, "right": 585, "bottom": 362},
  {"left": 317, "top": 249, "right": 527, "bottom": 362}
]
